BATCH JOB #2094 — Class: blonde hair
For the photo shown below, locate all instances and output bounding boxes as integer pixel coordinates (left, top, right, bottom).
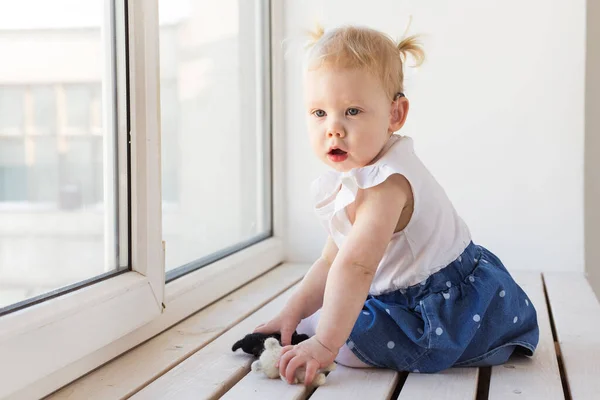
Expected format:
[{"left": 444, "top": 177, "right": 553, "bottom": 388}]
[{"left": 304, "top": 24, "right": 425, "bottom": 100}]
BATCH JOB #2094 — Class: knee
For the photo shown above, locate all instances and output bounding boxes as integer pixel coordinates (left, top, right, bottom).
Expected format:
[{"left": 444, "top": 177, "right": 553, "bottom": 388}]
[{"left": 336, "top": 345, "right": 373, "bottom": 368}]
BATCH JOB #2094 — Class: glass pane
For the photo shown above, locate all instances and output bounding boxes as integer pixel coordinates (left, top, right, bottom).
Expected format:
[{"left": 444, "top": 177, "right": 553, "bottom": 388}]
[
  {"left": 0, "top": 138, "right": 27, "bottom": 201},
  {"left": 32, "top": 86, "right": 57, "bottom": 135},
  {"left": 0, "top": 0, "right": 123, "bottom": 312},
  {"left": 159, "top": 0, "right": 271, "bottom": 274},
  {"left": 30, "top": 135, "right": 59, "bottom": 203},
  {"left": 0, "top": 87, "right": 24, "bottom": 135},
  {"left": 65, "top": 84, "right": 92, "bottom": 132}
]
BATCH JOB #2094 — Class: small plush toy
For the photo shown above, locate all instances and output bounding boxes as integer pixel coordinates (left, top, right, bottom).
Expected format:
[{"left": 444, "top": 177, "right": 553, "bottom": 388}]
[
  {"left": 251, "top": 337, "right": 336, "bottom": 386},
  {"left": 231, "top": 331, "right": 310, "bottom": 357}
]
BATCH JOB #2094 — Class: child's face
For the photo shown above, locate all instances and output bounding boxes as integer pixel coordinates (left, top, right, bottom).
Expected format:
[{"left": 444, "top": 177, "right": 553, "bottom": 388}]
[{"left": 304, "top": 67, "right": 406, "bottom": 172}]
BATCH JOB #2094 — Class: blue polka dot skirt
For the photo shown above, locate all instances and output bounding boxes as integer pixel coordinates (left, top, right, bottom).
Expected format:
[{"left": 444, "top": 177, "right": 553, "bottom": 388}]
[{"left": 347, "top": 241, "right": 539, "bottom": 373}]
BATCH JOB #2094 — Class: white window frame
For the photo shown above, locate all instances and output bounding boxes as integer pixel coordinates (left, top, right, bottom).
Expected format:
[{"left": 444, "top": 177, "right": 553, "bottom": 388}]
[{"left": 0, "top": 0, "right": 285, "bottom": 398}]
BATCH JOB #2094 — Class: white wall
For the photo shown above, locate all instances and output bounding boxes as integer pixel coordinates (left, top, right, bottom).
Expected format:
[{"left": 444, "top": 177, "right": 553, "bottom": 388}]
[{"left": 282, "top": 0, "right": 586, "bottom": 272}]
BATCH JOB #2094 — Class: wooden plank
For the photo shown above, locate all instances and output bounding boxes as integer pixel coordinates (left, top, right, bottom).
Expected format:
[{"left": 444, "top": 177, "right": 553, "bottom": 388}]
[
  {"left": 49, "top": 264, "right": 307, "bottom": 400},
  {"left": 397, "top": 368, "right": 478, "bottom": 399},
  {"left": 489, "top": 272, "right": 563, "bottom": 399},
  {"left": 220, "top": 367, "right": 310, "bottom": 400},
  {"left": 130, "top": 286, "right": 297, "bottom": 399},
  {"left": 222, "top": 365, "right": 398, "bottom": 400},
  {"left": 544, "top": 272, "right": 600, "bottom": 400},
  {"left": 311, "top": 366, "right": 398, "bottom": 400}
]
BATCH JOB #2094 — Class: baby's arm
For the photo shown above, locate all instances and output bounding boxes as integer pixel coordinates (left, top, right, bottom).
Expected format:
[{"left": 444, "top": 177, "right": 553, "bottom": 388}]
[
  {"left": 315, "top": 174, "right": 409, "bottom": 353},
  {"left": 284, "top": 236, "right": 338, "bottom": 320},
  {"left": 254, "top": 236, "right": 337, "bottom": 345}
]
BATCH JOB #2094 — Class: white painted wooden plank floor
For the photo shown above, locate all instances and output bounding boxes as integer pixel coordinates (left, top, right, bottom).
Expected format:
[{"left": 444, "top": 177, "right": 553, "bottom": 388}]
[{"left": 50, "top": 266, "right": 600, "bottom": 399}]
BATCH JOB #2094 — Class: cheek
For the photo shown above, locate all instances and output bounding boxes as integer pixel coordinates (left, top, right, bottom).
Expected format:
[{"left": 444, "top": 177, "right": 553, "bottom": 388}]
[
  {"left": 307, "top": 119, "right": 322, "bottom": 136},
  {"left": 306, "top": 122, "right": 323, "bottom": 150}
]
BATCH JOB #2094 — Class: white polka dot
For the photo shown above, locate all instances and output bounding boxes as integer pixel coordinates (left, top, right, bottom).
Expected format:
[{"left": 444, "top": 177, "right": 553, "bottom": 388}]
[
  {"left": 513, "top": 316, "right": 518, "bottom": 323},
  {"left": 474, "top": 258, "right": 478, "bottom": 263},
  {"left": 443, "top": 292, "right": 450, "bottom": 299},
  {"left": 446, "top": 281, "right": 452, "bottom": 288},
  {"left": 525, "top": 299, "right": 529, "bottom": 306},
  {"left": 387, "top": 341, "right": 395, "bottom": 349},
  {"left": 413, "top": 369, "right": 420, "bottom": 373},
  {"left": 417, "top": 328, "right": 424, "bottom": 335},
  {"left": 473, "top": 314, "right": 481, "bottom": 322},
  {"left": 347, "top": 341, "right": 355, "bottom": 349},
  {"left": 469, "top": 276, "right": 475, "bottom": 283},
  {"left": 386, "top": 308, "right": 391, "bottom": 314},
  {"left": 458, "top": 256, "right": 462, "bottom": 262},
  {"left": 499, "top": 290, "right": 506, "bottom": 298},
  {"left": 363, "top": 311, "right": 370, "bottom": 315},
  {"left": 435, "top": 327, "right": 443, "bottom": 336}
]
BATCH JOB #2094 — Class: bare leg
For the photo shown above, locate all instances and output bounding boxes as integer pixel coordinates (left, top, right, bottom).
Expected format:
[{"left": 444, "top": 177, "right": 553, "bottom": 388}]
[{"left": 297, "top": 310, "right": 373, "bottom": 368}]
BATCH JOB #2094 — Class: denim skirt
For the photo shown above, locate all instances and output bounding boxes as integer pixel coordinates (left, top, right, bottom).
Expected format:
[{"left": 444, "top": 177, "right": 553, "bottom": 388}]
[{"left": 346, "top": 241, "right": 539, "bottom": 372}]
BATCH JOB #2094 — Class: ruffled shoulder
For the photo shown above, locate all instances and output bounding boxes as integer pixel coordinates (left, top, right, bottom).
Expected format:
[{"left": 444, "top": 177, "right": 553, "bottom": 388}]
[
  {"left": 346, "top": 162, "right": 401, "bottom": 190},
  {"left": 333, "top": 163, "right": 407, "bottom": 216}
]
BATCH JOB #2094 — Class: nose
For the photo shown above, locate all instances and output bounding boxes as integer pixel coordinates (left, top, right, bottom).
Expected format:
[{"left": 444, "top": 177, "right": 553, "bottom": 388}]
[{"left": 326, "top": 120, "right": 346, "bottom": 138}]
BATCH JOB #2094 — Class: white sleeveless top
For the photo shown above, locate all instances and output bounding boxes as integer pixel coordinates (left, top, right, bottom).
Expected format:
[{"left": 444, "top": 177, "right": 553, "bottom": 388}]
[{"left": 311, "top": 135, "right": 472, "bottom": 295}]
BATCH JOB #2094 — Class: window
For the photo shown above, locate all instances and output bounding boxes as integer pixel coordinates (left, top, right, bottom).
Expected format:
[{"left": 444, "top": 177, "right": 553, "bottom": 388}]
[
  {"left": 0, "top": 0, "right": 282, "bottom": 397},
  {"left": 0, "top": 86, "right": 122, "bottom": 312},
  {"left": 0, "top": 84, "right": 105, "bottom": 211},
  {"left": 0, "top": 28, "right": 123, "bottom": 313},
  {"left": 158, "top": 0, "right": 273, "bottom": 277},
  {"left": 0, "top": 1, "right": 144, "bottom": 396}
]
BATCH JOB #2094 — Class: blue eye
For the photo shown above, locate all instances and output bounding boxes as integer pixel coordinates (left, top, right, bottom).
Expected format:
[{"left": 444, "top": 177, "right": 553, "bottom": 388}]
[
  {"left": 347, "top": 108, "right": 360, "bottom": 116},
  {"left": 313, "top": 110, "right": 326, "bottom": 117}
]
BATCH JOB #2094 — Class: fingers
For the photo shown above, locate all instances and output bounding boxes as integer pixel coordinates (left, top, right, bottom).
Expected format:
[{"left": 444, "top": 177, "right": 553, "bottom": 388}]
[
  {"left": 304, "top": 359, "right": 320, "bottom": 386},
  {"left": 253, "top": 321, "right": 276, "bottom": 334},
  {"left": 285, "top": 355, "right": 306, "bottom": 384},
  {"left": 276, "top": 345, "right": 293, "bottom": 368},
  {"left": 278, "top": 347, "right": 295, "bottom": 381},
  {"left": 281, "top": 345, "right": 294, "bottom": 354},
  {"left": 281, "top": 327, "right": 294, "bottom": 346},
  {"left": 278, "top": 347, "right": 294, "bottom": 377}
]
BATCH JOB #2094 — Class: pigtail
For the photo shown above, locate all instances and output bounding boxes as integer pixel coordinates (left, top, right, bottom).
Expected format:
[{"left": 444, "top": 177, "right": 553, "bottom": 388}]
[
  {"left": 305, "top": 22, "right": 325, "bottom": 48},
  {"left": 396, "top": 16, "right": 424, "bottom": 67},
  {"left": 397, "top": 35, "right": 425, "bottom": 68}
]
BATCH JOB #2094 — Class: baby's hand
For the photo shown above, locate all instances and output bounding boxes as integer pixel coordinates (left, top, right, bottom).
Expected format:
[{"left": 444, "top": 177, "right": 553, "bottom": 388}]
[
  {"left": 253, "top": 312, "right": 301, "bottom": 346},
  {"left": 278, "top": 336, "right": 337, "bottom": 386}
]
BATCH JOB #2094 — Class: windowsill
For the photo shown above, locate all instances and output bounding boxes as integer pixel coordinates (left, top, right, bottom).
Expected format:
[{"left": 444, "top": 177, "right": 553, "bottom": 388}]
[
  {"left": 0, "top": 270, "right": 161, "bottom": 397},
  {"left": 45, "top": 262, "right": 308, "bottom": 399},
  {"left": 1, "top": 236, "right": 284, "bottom": 399}
]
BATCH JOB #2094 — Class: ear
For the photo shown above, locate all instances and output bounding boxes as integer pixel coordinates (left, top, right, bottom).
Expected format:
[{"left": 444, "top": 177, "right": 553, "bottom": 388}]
[
  {"left": 251, "top": 360, "right": 263, "bottom": 372},
  {"left": 389, "top": 96, "right": 409, "bottom": 133}
]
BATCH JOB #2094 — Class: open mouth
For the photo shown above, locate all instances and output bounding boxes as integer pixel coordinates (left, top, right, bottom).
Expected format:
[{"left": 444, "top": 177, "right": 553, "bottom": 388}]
[
  {"left": 327, "top": 148, "right": 348, "bottom": 162},
  {"left": 328, "top": 148, "right": 347, "bottom": 156},
  {"left": 329, "top": 149, "right": 346, "bottom": 155}
]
